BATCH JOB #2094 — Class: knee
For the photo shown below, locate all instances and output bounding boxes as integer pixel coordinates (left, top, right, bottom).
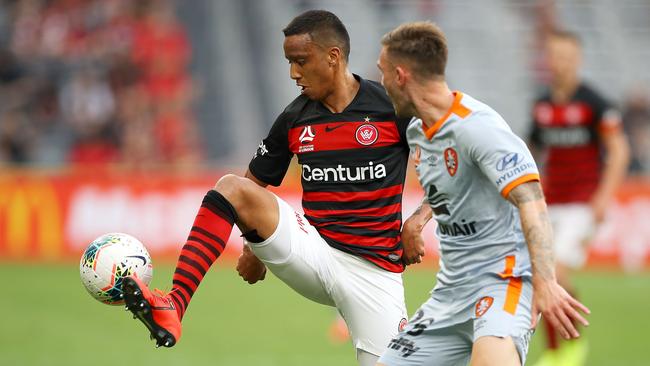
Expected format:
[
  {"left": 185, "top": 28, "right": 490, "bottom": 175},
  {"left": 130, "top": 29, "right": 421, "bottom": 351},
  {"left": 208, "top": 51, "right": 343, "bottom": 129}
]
[
  {"left": 214, "top": 174, "right": 251, "bottom": 204},
  {"left": 214, "top": 174, "right": 266, "bottom": 210}
]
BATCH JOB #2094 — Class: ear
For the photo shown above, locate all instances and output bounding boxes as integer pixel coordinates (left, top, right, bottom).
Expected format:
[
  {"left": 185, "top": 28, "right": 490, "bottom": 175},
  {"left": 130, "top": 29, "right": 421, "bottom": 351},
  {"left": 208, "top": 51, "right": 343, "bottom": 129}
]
[
  {"left": 395, "top": 65, "right": 409, "bottom": 87},
  {"left": 328, "top": 47, "right": 342, "bottom": 66}
]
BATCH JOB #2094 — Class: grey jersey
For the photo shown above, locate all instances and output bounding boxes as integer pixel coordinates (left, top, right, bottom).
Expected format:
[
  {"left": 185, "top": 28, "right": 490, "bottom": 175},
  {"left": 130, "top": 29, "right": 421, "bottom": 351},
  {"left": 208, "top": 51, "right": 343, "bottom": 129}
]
[{"left": 408, "top": 92, "right": 539, "bottom": 291}]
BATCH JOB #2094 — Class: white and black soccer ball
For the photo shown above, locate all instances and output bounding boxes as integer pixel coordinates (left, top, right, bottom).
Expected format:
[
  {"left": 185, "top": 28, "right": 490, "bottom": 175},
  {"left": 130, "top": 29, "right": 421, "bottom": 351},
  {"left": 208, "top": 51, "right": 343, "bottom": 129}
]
[{"left": 80, "top": 233, "right": 153, "bottom": 305}]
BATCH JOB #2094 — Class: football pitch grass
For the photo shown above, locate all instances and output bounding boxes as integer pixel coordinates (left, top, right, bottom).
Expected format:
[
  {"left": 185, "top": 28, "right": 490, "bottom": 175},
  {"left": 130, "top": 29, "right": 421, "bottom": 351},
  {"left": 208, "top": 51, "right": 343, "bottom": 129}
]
[{"left": 2, "top": 262, "right": 649, "bottom": 366}]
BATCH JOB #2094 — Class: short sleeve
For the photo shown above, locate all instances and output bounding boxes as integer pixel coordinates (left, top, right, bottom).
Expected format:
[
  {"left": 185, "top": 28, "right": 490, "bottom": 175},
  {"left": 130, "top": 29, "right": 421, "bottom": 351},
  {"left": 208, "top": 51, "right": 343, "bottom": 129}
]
[
  {"left": 396, "top": 116, "right": 416, "bottom": 144},
  {"left": 248, "top": 112, "right": 293, "bottom": 186},
  {"left": 594, "top": 97, "right": 623, "bottom": 136},
  {"left": 528, "top": 102, "right": 543, "bottom": 146},
  {"left": 458, "top": 113, "right": 540, "bottom": 198}
]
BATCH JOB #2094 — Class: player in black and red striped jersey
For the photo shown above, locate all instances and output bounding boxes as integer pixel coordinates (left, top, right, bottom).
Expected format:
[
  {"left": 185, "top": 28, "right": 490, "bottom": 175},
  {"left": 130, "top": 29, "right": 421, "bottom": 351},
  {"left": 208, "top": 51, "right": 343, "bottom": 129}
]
[
  {"left": 248, "top": 72, "right": 409, "bottom": 273},
  {"left": 529, "top": 30, "right": 630, "bottom": 366},
  {"left": 122, "top": 10, "right": 418, "bottom": 366}
]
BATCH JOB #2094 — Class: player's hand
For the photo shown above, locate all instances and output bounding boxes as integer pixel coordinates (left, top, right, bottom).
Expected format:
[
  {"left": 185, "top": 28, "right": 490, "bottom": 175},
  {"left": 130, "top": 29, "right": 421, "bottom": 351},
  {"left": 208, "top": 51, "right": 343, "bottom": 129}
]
[
  {"left": 236, "top": 245, "right": 267, "bottom": 284},
  {"left": 401, "top": 219, "right": 426, "bottom": 265},
  {"left": 590, "top": 192, "right": 609, "bottom": 224},
  {"left": 531, "top": 278, "right": 591, "bottom": 339}
]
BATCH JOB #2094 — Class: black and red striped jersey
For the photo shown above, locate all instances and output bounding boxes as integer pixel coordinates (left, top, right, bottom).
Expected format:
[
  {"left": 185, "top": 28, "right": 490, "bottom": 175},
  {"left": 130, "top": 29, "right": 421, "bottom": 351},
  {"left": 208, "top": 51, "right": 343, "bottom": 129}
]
[
  {"left": 248, "top": 75, "right": 410, "bottom": 272},
  {"left": 530, "top": 83, "right": 622, "bottom": 204}
]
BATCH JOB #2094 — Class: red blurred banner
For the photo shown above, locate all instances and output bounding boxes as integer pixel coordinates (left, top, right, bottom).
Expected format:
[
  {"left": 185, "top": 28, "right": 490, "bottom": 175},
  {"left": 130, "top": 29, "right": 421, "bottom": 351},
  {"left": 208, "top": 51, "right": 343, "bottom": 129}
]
[{"left": 1, "top": 169, "right": 649, "bottom": 269}]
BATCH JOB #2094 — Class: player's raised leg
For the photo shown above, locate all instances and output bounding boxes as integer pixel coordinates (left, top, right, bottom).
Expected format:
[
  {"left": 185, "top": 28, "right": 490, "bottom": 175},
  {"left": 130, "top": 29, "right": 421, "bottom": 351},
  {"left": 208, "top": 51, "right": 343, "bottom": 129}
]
[{"left": 124, "top": 174, "right": 280, "bottom": 347}]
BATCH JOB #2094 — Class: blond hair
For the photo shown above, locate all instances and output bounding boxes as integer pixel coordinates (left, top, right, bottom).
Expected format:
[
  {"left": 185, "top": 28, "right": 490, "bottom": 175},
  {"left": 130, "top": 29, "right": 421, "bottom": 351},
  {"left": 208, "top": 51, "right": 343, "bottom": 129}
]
[{"left": 381, "top": 21, "right": 448, "bottom": 79}]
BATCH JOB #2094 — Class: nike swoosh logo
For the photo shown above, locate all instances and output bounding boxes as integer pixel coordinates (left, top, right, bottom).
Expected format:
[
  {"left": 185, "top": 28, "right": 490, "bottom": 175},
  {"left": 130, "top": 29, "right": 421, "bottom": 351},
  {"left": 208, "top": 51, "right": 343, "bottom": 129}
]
[
  {"left": 126, "top": 255, "right": 147, "bottom": 265},
  {"left": 325, "top": 124, "right": 345, "bottom": 132}
]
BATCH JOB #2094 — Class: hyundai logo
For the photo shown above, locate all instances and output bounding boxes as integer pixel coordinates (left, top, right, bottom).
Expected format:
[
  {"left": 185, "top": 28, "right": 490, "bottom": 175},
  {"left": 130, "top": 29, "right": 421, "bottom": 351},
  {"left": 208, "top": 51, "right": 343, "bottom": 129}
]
[{"left": 496, "top": 152, "right": 521, "bottom": 171}]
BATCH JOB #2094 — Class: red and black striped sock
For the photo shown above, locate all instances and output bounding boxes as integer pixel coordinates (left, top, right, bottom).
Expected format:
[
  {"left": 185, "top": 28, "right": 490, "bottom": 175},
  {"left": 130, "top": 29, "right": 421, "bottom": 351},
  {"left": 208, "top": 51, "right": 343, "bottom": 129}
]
[{"left": 169, "top": 190, "right": 237, "bottom": 320}]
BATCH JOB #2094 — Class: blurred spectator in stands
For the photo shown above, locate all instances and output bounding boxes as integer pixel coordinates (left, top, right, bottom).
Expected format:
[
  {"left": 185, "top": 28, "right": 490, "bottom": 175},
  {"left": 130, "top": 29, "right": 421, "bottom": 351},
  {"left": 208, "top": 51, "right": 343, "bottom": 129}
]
[
  {"left": 59, "top": 66, "right": 119, "bottom": 164},
  {"left": 623, "top": 87, "right": 650, "bottom": 176},
  {"left": 0, "top": 0, "right": 199, "bottom": 167},
  {"left": 0, "top": 109, "right": 35, "bottom": 164},
  {"left": 132, "top": 0, "right": 200, "bottom": 164}
]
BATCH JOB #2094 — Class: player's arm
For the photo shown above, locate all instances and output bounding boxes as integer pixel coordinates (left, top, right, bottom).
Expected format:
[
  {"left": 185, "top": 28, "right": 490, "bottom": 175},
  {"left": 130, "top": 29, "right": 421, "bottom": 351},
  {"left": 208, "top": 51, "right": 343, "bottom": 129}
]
[
  {"left": 591, "top": 127, "right": 630, "bottom": 223},
  {"left": 507, "top": 181, "right": 591, "bottom": 339},
  {"left": 236, "top": 110, "right": 293, "bottom": 284},
  {"left": 235, "top": 169, "right": 269, "bottom": 284},
  {"left": 401, "top": 198, "right": 432, "bottom": 265}
]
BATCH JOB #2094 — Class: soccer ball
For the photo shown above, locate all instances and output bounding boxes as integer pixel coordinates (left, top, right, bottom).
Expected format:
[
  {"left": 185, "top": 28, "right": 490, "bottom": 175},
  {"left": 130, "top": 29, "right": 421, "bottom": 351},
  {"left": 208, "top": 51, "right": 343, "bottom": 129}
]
[{"left": 80, "top": 233, "right": 153, "bottom": 305}]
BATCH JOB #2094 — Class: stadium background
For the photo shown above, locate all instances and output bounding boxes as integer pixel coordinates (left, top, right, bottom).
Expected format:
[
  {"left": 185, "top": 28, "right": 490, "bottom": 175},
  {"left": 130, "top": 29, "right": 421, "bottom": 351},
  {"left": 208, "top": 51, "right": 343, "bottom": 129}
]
[{"left": 1, "top": 0, "right": 649, "bottom": 365}]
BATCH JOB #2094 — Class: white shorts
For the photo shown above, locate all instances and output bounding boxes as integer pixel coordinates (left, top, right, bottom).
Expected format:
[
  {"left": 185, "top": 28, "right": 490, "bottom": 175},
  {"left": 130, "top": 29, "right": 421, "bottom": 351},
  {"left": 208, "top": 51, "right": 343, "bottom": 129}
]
[
  {"left": 548, "top": 204, "right": 595, "bottom": 268},
  {"left": 379, "top": 277, "right": 533, "bottom": 365},
  {"left": 247, "top": 194, "right": 407, "bottom": 356}
]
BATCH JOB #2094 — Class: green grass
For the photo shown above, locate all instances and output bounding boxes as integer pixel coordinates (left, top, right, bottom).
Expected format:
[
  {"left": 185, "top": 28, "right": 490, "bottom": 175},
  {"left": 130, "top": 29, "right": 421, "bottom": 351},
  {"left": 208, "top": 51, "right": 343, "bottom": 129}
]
[{"left": 1, "top": 263, "right": 649, "bottom": 365}]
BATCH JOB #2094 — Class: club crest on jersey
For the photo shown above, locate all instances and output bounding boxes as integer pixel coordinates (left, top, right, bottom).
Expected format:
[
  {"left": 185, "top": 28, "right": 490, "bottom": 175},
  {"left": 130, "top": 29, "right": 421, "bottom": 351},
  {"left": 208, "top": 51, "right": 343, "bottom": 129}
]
[
  {"left": 475, "top": 296, "right": 493, "bottom": 318},
  {"left": 355, "top": 124, "right": 378, "bottom": 146},
  {"left": 398, "top": 318, "right": 408, "bottom": 332},
  {"left": 444, "top": 147, "right": 458, "bottom": 176}
]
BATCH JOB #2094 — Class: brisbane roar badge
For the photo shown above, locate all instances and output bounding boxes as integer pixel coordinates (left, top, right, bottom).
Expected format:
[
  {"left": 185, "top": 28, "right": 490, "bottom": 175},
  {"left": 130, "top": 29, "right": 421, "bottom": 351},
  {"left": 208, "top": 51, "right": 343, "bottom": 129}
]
[
  {"left": 475, "top": 296, "right": 493, "bottom": 317},
  {"left": 444, "top": 147, "right": 458, "bottom": 176}
]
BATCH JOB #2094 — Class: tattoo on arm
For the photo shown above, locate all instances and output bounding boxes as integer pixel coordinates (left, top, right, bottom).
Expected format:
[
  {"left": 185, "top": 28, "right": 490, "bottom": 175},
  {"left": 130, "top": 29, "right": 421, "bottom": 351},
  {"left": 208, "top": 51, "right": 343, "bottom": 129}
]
[
  {"left": 509, "top": 182, "right": 556, "bottom": 281},
  {"left": 507, "top": 181, "right": 544, "bottom": 206},
  {"left": 405, "top": 200, "right": 433, "bottom": 230}
]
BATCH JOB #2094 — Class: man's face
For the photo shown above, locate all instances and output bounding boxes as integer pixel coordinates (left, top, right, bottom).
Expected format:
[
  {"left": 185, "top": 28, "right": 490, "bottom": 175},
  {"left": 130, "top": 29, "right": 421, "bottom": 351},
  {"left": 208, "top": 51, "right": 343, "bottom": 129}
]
[
  {"left": 546, "top": 37, "right": 581, "bottom": 85},
  {"left": 283, "top": 34, "right": 335, "bottom": 101},
  {"left": 377, "top": 47, "right": 413, "bottom": 118}
]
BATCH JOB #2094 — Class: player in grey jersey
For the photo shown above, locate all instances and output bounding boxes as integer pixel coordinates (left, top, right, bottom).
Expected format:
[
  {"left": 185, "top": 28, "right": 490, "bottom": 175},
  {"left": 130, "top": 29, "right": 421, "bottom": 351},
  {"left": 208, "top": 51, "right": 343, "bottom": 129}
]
[{"left": 375, "top": 22, "right": 590, "bottom": 365}]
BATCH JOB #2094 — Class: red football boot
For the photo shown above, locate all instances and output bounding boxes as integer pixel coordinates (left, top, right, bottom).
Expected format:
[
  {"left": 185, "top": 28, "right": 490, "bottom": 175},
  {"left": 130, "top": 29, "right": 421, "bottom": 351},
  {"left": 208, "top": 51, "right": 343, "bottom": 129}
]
[{"left": 123, "top": 276, "right": 181, "bottom": 348}]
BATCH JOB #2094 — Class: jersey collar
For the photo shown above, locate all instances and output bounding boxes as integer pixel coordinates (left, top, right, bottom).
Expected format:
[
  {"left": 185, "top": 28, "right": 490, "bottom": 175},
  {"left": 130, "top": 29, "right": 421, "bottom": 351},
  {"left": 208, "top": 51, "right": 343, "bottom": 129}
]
[{"left": 423, "top": 91, "right": 471, "bottom": 139}]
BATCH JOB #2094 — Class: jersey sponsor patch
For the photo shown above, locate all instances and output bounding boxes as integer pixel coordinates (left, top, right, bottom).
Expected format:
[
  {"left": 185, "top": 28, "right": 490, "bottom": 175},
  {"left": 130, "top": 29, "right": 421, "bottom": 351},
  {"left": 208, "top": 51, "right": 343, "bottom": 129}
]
[
  {"left": 496, "top": 152, "right": 522, "bottom": 171},
  {"left": 438, "top": 220, "right": 477, "bottom": 237},
  {"left": 387, "top": 336, "right": 420, "bottom": 358},
  {"left": 494, "top": 152, "right": 536, "bottom": 188},
  {"left": 475, "top": 296, "right": 494, "bottom": 317},
  {"left": 299, "top": 126, "right": 315, "bottom": 143},
  {"left": 299, "top": 126, "right": 316, "bottom": 152},
  {"left": 325, "top": 123, "right": 345, "bottom": 132},
  {"left": 253, "top": 141, "right": 268, "bottom": 159},
  {"left": 301, "top": 162, "right": 387, "bottom": 183},
  {"left": 444, "top": 147, "right": 458, "bottom": 176},
  {"left": 356, "top": 124, "right": 379, "bottom": 145}
]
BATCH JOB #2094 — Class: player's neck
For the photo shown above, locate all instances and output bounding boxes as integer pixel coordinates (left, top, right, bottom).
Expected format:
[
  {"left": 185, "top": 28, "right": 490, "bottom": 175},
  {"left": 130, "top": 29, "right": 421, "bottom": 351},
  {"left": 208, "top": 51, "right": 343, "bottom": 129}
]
[
  {"left": 551, "top": 76, "right": 579, "bottom": 104},
  {"left": 411, "top": 81, "right": 454, "bottom": 130},
  {"left": 321, "top": 70, "right": 359, "bottom": 113}
]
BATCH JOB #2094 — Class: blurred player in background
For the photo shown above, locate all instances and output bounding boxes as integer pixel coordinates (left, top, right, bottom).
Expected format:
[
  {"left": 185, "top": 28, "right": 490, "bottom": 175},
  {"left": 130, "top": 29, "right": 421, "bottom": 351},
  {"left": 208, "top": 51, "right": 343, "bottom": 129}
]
[
  {"left": 529, "top": 30, "right": 630, "bottom": 366},
  {"left": 375, "top": 22, "right": 590, "bottom": 366},
  {"left": 122, "top": 10, "right": 417, "bottom": 366}
]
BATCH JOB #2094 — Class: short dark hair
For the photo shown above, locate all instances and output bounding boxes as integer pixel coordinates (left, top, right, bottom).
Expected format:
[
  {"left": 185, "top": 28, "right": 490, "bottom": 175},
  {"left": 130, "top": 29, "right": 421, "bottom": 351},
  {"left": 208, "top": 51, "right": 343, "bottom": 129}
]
[
  {"left": 283, "top": 10, "right": 350, "bottom": 62},
  {"left": 381, "top": 22, "right": 448, "bottom": 79}
]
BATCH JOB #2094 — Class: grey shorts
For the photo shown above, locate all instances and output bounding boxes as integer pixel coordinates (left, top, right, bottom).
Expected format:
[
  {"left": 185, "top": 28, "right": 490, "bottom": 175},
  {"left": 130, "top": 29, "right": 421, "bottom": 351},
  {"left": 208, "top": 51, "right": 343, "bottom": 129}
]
[{"left": 379, "top": 277, "right": 534, "bottom": 365}]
